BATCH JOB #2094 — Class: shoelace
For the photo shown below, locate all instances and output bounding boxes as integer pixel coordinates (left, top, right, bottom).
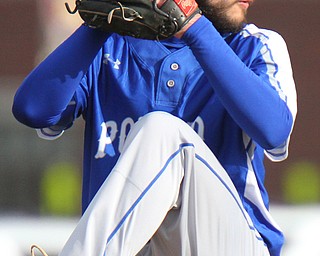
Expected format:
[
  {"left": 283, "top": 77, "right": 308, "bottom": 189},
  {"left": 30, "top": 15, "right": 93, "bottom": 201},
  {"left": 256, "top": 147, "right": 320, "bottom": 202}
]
[{"left": 31, "top": 244, "right": 48, "bottom": 256}]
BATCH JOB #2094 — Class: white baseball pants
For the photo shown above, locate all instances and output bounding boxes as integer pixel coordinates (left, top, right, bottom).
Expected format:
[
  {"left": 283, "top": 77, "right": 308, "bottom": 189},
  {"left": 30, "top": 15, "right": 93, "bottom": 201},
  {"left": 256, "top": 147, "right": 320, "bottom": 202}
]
[{"left": 59, "top": 111, "right": 270, "bottom": 256}]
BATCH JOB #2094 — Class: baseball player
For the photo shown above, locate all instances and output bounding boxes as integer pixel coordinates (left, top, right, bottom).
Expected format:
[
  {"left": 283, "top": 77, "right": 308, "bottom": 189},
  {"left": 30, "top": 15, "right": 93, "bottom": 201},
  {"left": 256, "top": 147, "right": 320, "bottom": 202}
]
[{"left": 13, "top": 0, "right": 297, "bottom": 255}]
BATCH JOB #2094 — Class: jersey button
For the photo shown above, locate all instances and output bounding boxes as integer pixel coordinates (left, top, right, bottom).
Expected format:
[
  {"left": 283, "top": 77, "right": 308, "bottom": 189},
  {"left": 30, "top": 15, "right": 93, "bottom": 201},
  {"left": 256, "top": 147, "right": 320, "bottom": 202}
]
[
  {"left": 167, "top": 80, "right": 175, "bottom": 88},
  {"left": 170, "top": 63, "right": 179, "bottom": 71}
]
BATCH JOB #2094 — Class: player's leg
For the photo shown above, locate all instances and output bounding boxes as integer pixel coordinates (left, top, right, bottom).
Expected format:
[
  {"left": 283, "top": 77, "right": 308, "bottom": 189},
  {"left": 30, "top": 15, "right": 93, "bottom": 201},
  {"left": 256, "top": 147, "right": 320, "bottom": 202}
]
[
  {"left": 59, "top": 111, "right": 189, "bottom": 256},
  {"left": 59, "top": 111, "right": 269, "bottom": 256},
  {"left": 132, "top": 112, "right": 269, "bottom": 256},
  {"left": 141, "top": 141, "right": 269, "bottom": 255}
]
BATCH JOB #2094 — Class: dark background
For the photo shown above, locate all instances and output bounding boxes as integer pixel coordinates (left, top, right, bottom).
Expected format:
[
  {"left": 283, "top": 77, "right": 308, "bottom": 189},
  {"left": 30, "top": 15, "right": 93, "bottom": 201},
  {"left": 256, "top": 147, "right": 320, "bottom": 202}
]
[{"left": 0, "top": 0, "right": 319, "bottom": 215}]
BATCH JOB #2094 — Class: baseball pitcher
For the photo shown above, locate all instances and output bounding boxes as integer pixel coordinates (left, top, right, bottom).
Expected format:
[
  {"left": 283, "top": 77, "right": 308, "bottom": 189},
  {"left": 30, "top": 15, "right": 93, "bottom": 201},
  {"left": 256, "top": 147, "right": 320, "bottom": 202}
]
[{"left": 14, "top": 0, "right": 297, "bottom": 255}]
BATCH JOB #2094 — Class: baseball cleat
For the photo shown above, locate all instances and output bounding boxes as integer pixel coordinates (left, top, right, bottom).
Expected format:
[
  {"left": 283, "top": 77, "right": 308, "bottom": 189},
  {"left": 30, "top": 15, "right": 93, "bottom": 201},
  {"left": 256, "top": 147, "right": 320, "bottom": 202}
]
[{"left": 31, "top": 244, "right": 49, "bottom": 256}]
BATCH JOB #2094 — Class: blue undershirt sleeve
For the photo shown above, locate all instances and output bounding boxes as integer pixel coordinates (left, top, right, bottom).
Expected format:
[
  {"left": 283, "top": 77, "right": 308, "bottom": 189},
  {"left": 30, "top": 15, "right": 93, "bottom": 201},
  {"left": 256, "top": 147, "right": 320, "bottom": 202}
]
[
  {"left": 12, "top": 25, "right": 109, "bottom": 128},
  {"left": 181, "top": 16, "right": 294, "bottom": 149}
]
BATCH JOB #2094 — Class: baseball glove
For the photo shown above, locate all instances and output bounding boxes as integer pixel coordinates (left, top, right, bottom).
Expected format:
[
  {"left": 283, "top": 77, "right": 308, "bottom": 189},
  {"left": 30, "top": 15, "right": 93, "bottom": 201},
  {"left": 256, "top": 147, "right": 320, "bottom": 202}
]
[{"left": 65, "top": 0, "right": 201, "bottom": 40}]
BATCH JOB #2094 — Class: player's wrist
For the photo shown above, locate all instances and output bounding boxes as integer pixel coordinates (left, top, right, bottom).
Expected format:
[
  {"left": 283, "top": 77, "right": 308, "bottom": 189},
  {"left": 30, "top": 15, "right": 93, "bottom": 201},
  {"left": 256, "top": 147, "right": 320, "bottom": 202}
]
[{"left": 174, "top": 13, "right": 202, "bottom": 39}]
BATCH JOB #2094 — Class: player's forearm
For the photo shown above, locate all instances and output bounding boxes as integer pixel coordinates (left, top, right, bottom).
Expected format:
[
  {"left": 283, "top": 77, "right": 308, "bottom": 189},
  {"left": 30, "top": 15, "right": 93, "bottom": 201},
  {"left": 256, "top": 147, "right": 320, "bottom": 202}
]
[
  {"left": 182, "top": 16, "right": 294, "bottom": 149},
  {"left": 12, "top": 25, "right": 109, "bottom": 128}
]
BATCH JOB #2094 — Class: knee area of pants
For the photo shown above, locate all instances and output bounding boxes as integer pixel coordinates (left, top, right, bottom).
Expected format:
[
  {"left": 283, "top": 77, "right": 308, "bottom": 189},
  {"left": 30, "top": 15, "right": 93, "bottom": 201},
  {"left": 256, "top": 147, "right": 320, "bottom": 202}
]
[{"left": 138, "top": 112, "right": 181, "bottom": 132}]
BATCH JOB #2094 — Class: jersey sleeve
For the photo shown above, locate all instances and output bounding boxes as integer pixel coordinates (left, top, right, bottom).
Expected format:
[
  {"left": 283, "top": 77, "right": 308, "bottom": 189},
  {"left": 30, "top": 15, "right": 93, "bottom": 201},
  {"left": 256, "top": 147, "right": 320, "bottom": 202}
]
[
  {"left": 35, "top": 70, "right": 93, "bottom": 140},
  {"left": 12, "top": 25, "right": 109, "bottom": 131},
  {"left": 181, "top": 16, "right": 297, "bottom": 160},
  {"left": 35, "top": 45, "right": 106, "bottom": 140},
  {"left": 236, "top": 25, "right": 297, "bottom": 161},
  {"left": 250, "top": 27, "right": 297, "bottom": 161},
  {"left": 35, "top": 94, "right": 78, "bottom": 140}
]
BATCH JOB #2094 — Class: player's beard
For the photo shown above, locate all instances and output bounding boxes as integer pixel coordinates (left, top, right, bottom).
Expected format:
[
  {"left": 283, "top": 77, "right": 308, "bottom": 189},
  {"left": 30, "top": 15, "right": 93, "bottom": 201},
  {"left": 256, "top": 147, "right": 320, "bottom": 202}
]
[{"left": 196, "top": 0, "right": 248, "bottom": 34}]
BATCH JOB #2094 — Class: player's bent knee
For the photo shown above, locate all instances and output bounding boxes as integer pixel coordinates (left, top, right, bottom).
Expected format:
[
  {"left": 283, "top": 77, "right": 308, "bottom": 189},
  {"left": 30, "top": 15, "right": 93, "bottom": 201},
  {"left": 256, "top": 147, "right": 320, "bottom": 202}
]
[
  {"left": 140, "top": 111, "right": 179, "bottom": 124},
  {"left": 138, "top": 111, "right": 187, "bottom": 130},
  {"left": 135, "top": 111, "right": 183, "bottom": 133},
  {"left": 124, "top": 111, "right": 203, "bottom": 153}
]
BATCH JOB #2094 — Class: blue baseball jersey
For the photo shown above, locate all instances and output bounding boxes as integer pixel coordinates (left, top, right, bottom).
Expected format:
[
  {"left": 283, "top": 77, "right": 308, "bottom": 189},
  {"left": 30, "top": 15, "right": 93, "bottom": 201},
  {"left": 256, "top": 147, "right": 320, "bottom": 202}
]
[{"left": 13, "top": 16, "right": 296, "bottom": 256}]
